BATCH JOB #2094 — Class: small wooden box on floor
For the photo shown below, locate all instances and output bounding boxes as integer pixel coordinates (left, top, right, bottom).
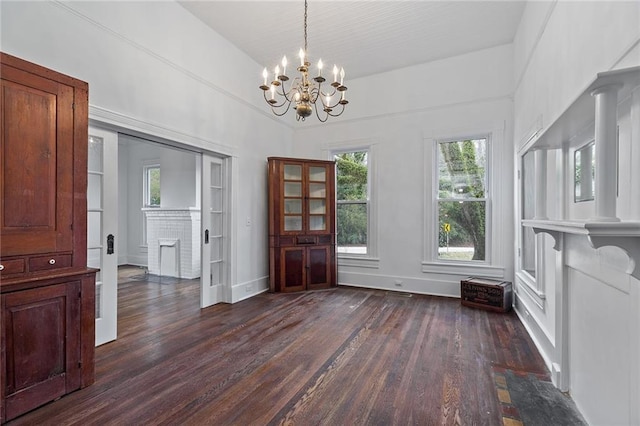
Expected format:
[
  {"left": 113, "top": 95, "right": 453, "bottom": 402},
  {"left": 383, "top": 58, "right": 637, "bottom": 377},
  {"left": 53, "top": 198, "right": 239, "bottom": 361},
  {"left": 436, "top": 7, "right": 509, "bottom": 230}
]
[{"left": 461, "top": 277, "right": 512, "bottom": 313}]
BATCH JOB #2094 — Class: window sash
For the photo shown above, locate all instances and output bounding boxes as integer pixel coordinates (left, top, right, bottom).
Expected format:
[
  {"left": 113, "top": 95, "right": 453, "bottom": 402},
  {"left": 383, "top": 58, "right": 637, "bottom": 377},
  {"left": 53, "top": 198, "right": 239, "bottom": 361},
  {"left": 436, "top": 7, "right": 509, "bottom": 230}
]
[
  {"left": 334, "top": 149, "right": 370, "bottom": 257},
  {"left": 144, "top": 165, "right": 160, "bottom": 207},
  {"left": 435, "top": 138, "right": 488, "bottom": 263}
]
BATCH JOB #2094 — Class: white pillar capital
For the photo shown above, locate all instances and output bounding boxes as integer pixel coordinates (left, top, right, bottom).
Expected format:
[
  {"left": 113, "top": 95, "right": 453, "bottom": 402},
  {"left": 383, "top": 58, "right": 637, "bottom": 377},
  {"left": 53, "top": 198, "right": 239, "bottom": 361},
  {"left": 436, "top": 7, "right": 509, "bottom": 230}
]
[{"left": 590, "top": 83, "right": 623, "bottom": 97}]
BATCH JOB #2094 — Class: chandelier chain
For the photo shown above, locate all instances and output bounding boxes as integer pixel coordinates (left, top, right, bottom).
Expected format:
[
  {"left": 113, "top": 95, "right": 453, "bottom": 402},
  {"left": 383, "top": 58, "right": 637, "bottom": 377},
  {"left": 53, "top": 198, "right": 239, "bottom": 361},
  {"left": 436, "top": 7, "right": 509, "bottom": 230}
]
[{"left": 304, "top": 0, "right": 308, "bottom": 53}]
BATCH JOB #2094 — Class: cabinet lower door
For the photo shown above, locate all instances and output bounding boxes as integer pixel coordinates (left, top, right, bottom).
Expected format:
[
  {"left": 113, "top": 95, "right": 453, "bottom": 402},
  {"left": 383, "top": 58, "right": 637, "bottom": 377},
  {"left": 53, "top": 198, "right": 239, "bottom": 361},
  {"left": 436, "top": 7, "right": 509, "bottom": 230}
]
[
  {"left": 280, "top": 247, "right": 306, "bottom": 292},
  {"left": 2, "top": 282, "right": 81, "bottom": 421},
  {"left": 307, "top": 246, "right": 332, "bottom": 290}
]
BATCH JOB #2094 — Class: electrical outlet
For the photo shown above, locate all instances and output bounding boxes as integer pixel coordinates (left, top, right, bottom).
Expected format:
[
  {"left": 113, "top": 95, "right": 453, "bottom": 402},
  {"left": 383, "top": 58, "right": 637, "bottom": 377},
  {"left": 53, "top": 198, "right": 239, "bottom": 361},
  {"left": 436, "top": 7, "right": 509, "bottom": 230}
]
[
  {"left": 246, "top": 284, "right": 253, "bottom": 293},
  {"left": 394, "top": 280, "right": 403, "bottom": 287},
  {"left": 246, "top": 217, "right": 251, "bottom": 227}
]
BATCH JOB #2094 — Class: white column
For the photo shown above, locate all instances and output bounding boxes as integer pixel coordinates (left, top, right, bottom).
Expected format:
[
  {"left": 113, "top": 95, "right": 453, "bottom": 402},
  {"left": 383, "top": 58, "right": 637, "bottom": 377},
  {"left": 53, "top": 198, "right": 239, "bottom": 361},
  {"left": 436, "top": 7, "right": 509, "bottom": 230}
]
[
  {"left": 534, "top": 149, "right": 548, "bottom": 220},
  {"left": 590, "top": 84, "right": 622, "bottom": 222}
]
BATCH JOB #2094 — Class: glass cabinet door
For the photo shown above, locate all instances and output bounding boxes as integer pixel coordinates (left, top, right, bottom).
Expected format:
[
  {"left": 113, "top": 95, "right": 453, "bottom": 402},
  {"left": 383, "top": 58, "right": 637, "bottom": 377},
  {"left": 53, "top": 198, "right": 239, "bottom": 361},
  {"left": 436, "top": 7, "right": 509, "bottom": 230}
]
[
  {"left": 283, "top": 163, "right": 303, "bottom": 232},
  {"left": 307, "top": 165, "right": 327, "bottom": 232}
]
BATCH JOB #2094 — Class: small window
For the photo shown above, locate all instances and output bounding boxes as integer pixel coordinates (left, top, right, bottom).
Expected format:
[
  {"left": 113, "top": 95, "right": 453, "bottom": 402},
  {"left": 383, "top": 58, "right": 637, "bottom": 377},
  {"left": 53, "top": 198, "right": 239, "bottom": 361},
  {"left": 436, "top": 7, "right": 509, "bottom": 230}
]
[
  {"left": 436, "top": 138, "right": 487, "bottom": 261},
  {"left": 144, "top": 165, "right": 161, "bottom": 207},
  {"left": 334, "top": 150, "right": 368, "bottom": 255}
]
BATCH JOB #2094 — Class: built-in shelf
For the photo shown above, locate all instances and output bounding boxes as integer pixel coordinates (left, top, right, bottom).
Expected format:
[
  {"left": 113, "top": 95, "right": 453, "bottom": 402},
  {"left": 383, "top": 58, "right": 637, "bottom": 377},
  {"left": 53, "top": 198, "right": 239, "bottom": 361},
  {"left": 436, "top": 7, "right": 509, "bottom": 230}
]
[
  {"left": 523, "top": 66, "right": 640, "bottom": 152},
  {"left": 523, "top": 219, "right": 640, "bottom": 279}
]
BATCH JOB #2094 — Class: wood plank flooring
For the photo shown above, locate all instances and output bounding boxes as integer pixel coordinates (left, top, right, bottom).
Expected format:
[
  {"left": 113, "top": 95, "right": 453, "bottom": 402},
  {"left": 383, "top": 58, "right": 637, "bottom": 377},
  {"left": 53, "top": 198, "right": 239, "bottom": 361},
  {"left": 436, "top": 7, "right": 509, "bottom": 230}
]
[{"left": 8, "top": 273, "right": 547, "bottom": 425}]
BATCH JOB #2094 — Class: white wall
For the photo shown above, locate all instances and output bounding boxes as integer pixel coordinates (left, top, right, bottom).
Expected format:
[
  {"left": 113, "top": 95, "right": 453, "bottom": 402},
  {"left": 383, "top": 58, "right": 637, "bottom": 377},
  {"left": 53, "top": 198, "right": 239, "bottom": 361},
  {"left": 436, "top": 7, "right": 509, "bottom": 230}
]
[
  {"left": 512, "top": 1, "right": 640, "bottom": 424},
  {"left": 293, "top": 44, "right": 515, "bottom": 297},
  {"left": 1, "top": 0, "right": 293, "bottom": 301}
]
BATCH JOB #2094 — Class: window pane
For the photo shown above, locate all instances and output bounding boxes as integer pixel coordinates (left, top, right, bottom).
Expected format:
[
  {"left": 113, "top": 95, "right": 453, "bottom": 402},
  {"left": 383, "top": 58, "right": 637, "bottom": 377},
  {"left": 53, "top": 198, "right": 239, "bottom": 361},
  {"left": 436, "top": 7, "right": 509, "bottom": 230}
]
[
  {"left": 309, "top": 199, "right": 325, "bottom": 214},
  {"left": 284, "top": 216, "right": 302, "bottom": 231},
  {"left": 88, "top": 211, "right": 102, "bottom": 248},
  {"left": 438, "top": 139, "right": 486, "bottom": 199},
  {"left": 88, "top": 173, "right": 102, "bottom": 210},
  {"left": 88, "top": 136, "right": 103, "bottom": 173},
  {"left": 284, "top": 164, "right": 302, "bottom": 180},
  {"left": 284, "top": 199, "right": 302, "bottom": 214},
  {"left": 438, "top": 200, "right": 485, "bottom": 261},
  {"left": 309, "top": 215, "right": 326, "bottom": 231},
  {"left": 335, "top": 151, "right": 368, "bottom": 201},
  {"left": 309, "top": 183, "right": 326, "bottom": 198},
  {"left": 309, "top": 166, "right": 326, "bottom": 182},
  {"left": 337, "top": 203, "right": 367, "bottom": 253},
  {"left": 211, "top": 188, "right": 222, "bottom": 212},
  {"left": 522, "top": 226, "right": 536, "bottom": 277},
  {"left": 147, "top": 166, "right": 161, "bottom": 206},
  {"left": 284, "top": 182, "right": 301, "bottom": 197}
]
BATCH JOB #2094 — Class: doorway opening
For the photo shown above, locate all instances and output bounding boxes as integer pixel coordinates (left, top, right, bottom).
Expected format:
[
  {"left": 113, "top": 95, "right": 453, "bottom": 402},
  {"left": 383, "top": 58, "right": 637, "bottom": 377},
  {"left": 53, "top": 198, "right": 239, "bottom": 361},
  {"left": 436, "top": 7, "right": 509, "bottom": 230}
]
[{"left": 89, "top": 124, "right": 231, "bottom": 347}]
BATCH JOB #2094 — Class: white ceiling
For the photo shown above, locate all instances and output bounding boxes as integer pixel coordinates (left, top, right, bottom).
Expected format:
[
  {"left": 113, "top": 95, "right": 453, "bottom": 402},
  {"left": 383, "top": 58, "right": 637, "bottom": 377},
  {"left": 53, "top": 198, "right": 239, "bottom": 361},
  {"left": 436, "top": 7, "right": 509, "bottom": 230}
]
[{"left": 179, "top": 1, "right": 526, "bottom": 80}]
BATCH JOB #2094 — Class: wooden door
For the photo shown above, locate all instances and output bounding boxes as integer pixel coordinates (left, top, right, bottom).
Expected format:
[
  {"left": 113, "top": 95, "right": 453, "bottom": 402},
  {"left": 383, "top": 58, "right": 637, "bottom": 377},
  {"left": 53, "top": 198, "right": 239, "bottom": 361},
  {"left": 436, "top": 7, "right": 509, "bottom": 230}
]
[
  {"left": 280, "top": 247, "right": 306, "bottom": 292},
  {"left": 305, "top": 164, "right": 332, "bottom": 235},
  {"left": 306, "top": 246, "right": 332, "bottom": 289},
  {"left": 0, "top": 64, "right": 74, "bottom": 256},
  {"left": 2, "top": 281, "right": 81, "bottom": 421}
]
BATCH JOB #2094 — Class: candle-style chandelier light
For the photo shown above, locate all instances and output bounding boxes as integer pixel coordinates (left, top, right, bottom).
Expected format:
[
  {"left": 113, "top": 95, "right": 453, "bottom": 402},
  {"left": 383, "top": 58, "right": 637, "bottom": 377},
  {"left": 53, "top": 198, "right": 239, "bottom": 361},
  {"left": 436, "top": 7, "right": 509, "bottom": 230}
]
[{"left": 259, "top": 0, "right": 348, "bottom": 122}]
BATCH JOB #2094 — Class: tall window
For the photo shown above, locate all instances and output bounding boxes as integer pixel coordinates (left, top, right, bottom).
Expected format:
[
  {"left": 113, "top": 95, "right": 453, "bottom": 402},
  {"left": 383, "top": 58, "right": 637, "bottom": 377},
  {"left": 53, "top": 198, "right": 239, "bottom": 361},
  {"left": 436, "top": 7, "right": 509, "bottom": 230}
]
[
  {"left": 436, "top": 138, "right": 488, "bottom": 262},
  {"left": 144, "top": 165, "right": 161, "bottom": 207},
  {"left": 334, "top": 150, "right": 368, "bottom": 255}
]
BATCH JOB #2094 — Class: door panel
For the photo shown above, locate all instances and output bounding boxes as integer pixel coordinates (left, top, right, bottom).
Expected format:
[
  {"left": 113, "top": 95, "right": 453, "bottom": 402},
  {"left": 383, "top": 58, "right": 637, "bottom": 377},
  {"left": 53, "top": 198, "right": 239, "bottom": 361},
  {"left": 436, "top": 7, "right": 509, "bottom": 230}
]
[{"left": 88, "top": 127, "right": 118, "bottom": 346}]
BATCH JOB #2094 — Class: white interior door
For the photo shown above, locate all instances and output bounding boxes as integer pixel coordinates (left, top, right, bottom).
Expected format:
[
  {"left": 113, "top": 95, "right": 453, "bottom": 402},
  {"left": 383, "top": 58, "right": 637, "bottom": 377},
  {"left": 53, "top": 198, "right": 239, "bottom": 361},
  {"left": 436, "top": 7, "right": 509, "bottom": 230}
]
[
  {"left": 88, "top": 126, "right": 118, "bottom": 345},
  {"left": 201, "top": 153, "right": 227, "bottom": 308}
]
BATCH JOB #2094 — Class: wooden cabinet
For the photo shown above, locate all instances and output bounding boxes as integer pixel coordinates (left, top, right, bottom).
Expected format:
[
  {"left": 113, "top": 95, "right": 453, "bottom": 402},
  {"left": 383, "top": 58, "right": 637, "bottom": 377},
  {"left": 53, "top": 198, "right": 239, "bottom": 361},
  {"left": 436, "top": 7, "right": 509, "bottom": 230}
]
[
  {"left": 0, "top": 52, "right": 95, "bottom": 423},
  {"left": 268, "top": 157, "right": 336, "bottom": 292}
]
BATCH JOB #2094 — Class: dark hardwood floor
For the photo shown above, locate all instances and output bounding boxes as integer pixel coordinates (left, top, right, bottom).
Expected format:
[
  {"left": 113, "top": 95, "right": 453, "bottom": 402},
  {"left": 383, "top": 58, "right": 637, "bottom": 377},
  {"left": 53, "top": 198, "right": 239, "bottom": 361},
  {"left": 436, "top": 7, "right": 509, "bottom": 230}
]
[{"left": 9, "top": 271, "right": 547, "bottom": 425}]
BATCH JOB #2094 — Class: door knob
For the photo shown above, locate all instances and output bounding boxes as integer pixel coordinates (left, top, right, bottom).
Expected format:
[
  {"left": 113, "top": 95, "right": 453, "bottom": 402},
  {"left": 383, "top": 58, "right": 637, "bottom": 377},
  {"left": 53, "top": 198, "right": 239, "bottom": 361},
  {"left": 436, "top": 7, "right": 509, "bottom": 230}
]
[{"left": 107, "top": 234, "right": 115, "bottom": 254}]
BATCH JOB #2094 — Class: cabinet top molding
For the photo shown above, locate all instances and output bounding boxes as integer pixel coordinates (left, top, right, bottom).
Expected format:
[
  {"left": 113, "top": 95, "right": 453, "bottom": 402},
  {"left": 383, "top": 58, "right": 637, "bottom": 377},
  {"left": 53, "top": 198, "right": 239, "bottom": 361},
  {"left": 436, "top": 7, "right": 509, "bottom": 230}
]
[{"left": 523, "top": 66, "right": 640, "bottom": 152}]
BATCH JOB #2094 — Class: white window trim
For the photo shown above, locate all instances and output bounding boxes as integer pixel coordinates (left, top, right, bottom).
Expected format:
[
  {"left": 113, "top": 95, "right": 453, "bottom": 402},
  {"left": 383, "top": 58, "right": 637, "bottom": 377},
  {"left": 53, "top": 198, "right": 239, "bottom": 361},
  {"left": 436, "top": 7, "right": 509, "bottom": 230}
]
[
  {"left": 422, "top": 133, "right": 497, "bottom": 274},
  {"left": 325, "top": 140, "right": 379, "bottom": 269}
]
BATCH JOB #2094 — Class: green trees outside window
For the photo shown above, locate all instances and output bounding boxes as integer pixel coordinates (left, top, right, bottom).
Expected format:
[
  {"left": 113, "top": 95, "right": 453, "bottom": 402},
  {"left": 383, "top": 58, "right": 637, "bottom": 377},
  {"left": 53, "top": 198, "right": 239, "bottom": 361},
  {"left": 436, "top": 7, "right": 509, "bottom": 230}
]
[
  {"left": 437, "top": 139, "right": 487, "bottom": 261},
  {"left": 335, "top": 151, "right": 368, "bottom": 254},
  {"left": 145, "top": 165, "right": 161, "bottom": 207}
]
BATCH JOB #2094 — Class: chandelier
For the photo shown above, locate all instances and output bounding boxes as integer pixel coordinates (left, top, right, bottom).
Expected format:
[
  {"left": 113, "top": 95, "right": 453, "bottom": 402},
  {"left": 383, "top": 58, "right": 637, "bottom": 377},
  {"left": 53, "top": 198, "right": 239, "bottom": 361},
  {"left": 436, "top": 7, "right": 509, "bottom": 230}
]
[{"left": 259, "top": 0, "right": 348, "bottom": 122}]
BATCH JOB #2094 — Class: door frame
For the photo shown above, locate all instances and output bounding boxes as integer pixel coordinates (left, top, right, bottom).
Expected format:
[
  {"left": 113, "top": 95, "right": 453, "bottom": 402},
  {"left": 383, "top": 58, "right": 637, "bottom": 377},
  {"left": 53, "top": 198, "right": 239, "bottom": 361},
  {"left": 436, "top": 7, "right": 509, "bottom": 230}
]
[{"left": 88, "top": 116, "right": 235, "bottom": 313}]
